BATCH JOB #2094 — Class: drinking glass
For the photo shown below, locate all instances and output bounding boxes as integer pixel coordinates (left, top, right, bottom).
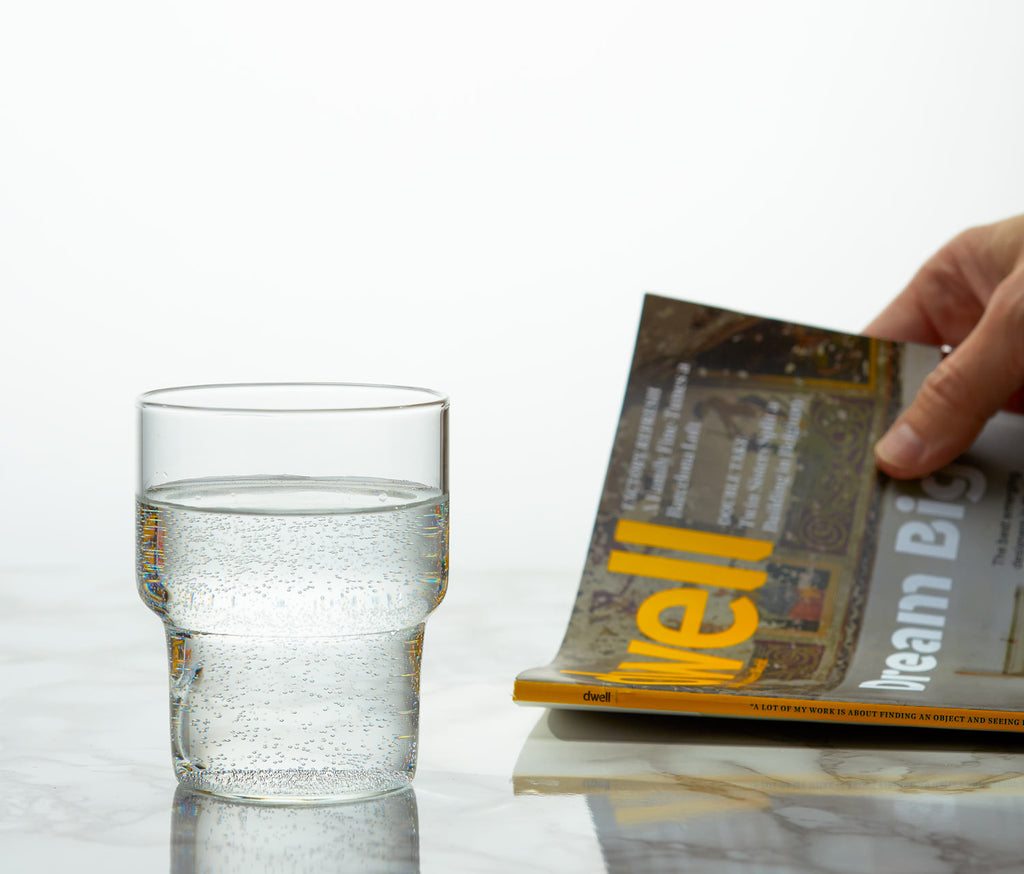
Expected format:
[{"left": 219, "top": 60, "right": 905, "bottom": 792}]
[{"left": 136, "top": 383, "right": 449, "bottom": 801}]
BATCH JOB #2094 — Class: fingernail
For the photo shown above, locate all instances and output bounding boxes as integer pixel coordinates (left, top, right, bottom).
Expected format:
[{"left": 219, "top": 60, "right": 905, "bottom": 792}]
[{"left": 875, "top": 421, "right": 927, "bottom": 471}]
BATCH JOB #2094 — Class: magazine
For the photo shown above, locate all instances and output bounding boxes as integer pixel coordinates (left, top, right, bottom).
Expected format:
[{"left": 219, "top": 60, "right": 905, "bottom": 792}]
[{"left": 514, "top": 293, "right": 1024, "bottom": 731}]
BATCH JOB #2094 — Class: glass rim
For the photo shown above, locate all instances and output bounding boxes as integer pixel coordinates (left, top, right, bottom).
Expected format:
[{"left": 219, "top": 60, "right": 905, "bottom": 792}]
[{"left": 137, "top": 382, "right": 449, "bottom": 414}]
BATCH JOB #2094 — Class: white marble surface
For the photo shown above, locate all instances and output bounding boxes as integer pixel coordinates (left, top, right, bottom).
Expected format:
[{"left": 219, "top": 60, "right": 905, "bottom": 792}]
[{"left": 6, "top": 566, "right": 1024, "bottom": 872}]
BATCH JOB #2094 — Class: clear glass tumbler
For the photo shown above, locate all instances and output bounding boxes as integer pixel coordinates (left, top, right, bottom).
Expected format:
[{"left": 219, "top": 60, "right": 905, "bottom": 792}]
[{"left": 136, "top": 383, "right": 449, "bottom": 801}]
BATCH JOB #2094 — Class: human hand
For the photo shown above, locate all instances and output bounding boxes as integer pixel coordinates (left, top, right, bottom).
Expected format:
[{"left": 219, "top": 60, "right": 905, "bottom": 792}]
[{"left": 868, "top": 214, "right": 1024, "bottom": 479}]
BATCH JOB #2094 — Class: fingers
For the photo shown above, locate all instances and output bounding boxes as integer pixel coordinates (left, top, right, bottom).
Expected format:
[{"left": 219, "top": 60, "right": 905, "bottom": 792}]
[
  {"left": 866, "top": 229, "right": 989, "bottom": 348},
  {"left": 875, "top": 272, "right": 1024, "bottom": 478},
  {"left": 868, "top": 215, "right": 1024, "bottom": 479}
]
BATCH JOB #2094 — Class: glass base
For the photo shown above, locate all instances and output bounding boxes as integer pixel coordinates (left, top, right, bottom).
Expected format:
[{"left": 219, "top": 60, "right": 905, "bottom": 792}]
[
  {"left": 174, "top": 764, "right": 414, "bottom": 803},
  {"left": 166, "top": 624, "right": 424, "bottom": 801}
]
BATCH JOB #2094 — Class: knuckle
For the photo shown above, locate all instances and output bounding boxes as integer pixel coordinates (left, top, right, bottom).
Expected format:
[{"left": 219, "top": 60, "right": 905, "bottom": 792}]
[
  {"left": 985, "top": 283, "right": 1024, "bottom": 371},
  {"left": 917, "top": 357, "right": 977, "bottom": 419},
  {"left": 988, "top": 281, "right": 1024, "bottom": 335}
]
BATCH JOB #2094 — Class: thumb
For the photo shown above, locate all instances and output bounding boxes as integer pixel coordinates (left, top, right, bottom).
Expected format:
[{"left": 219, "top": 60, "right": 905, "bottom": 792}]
[{"left": 875, "top": 281, "right": 1024, "bottom": 479}]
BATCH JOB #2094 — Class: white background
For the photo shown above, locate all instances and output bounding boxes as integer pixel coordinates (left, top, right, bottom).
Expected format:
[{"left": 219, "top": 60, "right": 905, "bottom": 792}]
[{"left": 3, "top": 1, "right": 1024, "bottom": 577}]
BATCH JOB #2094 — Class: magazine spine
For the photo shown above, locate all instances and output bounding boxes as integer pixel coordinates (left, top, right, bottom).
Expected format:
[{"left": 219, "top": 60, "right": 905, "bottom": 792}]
[{"left": 512, "top": 679, "right": 1024, "bottom": 731}]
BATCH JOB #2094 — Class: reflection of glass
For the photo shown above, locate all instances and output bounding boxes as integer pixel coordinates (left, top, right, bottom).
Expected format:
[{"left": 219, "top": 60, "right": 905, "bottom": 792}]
[
  {"left": 514, "top": 710, "right": 1024, "bottom": 873},
  {"left": 171, "top": 786, "right": 420, "bottom": 874}
]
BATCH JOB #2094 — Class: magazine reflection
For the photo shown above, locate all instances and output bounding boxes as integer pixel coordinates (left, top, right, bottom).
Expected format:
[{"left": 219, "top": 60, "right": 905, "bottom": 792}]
[
  {"left": 170, "top": 785, "right": 419, "bottom": 873},
  {"left": 514, "top": 709, "right": 1024, "bottom": 873}
]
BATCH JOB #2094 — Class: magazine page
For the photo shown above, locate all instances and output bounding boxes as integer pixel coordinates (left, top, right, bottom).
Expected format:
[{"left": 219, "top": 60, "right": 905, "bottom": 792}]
[{"left": 514, "top": 294, "right": 1024, "bottom": 729}]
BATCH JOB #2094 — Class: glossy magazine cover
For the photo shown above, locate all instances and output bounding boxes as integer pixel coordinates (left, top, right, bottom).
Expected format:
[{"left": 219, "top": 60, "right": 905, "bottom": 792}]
[{"left": 514, "top": 294, "right": 1024, "bottom": 730}]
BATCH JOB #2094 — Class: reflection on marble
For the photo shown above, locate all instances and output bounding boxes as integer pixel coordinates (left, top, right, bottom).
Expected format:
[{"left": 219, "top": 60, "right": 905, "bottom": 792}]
[
  {"left": 171, "top": 786, "right": 419, "bottom": 873},
  {"left": 514, "top": 709, "right": 1024, "bottom": 873}
]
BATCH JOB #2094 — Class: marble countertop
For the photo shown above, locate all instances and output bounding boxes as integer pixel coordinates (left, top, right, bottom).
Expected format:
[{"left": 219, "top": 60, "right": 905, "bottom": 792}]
[{"left": 6, "top": 566, "right": 1024, "bottom": 873}]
